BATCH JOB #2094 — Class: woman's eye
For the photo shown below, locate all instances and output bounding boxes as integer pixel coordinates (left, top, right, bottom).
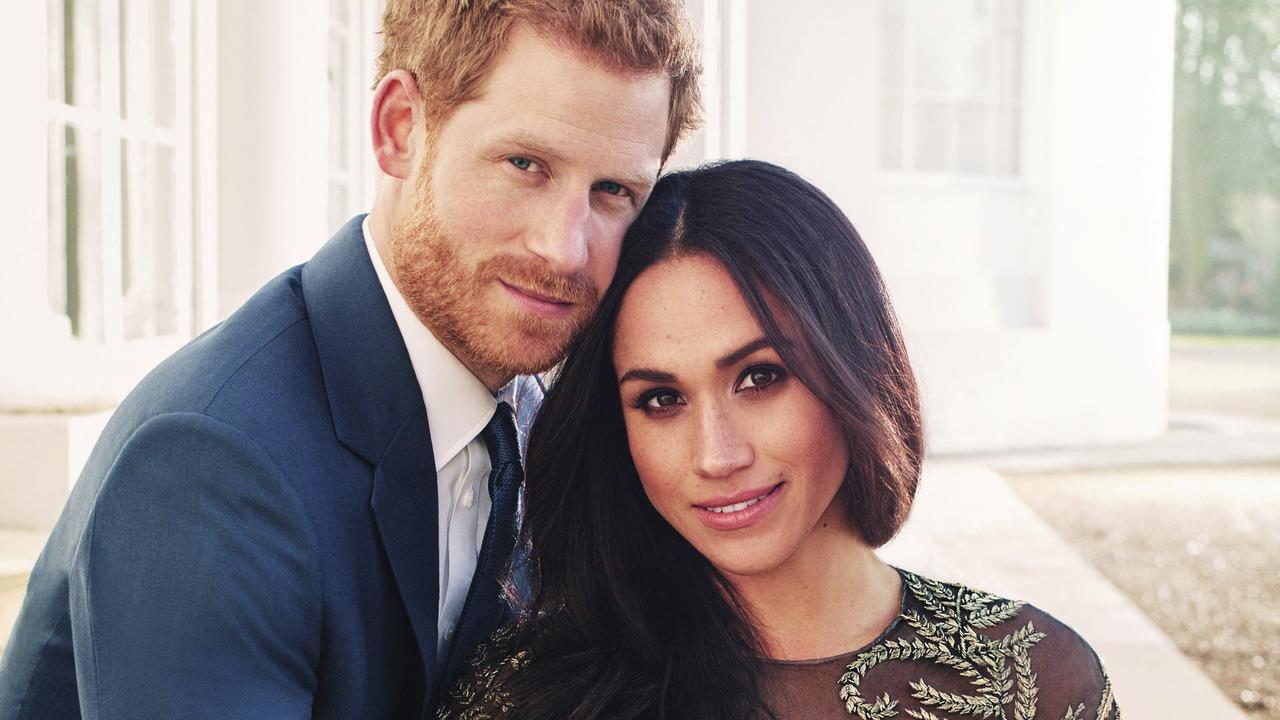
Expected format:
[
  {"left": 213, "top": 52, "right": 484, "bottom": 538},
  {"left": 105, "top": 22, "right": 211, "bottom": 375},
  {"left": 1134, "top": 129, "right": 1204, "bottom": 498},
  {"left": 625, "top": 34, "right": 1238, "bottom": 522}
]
[
  {"left": 509, "top": 156, "right": 542, "bottom": 173},
  {"left": 595, "top": 180, "right": 628, "bottom": 196},
  {"left": 632, "top": 389, "right": 684, "bottom": 414},
  {"left": 737, "top": 366, "right": 784, "bottom": 392},
  {"left": 644, "top": 391, "right": 683, "bottom": 409}
]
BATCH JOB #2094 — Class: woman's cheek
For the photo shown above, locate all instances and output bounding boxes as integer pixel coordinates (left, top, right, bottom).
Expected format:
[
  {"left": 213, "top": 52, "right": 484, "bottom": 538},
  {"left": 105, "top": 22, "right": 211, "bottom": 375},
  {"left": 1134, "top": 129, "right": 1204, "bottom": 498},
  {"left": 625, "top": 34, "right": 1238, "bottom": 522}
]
[{"left": 629, "top": 423, "right": 682, "bottom": 510}]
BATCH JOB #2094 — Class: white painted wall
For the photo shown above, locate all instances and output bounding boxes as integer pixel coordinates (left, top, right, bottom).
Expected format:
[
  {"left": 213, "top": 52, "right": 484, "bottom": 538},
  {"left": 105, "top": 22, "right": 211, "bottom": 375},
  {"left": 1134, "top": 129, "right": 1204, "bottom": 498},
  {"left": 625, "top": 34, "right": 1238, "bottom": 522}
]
[
  {"left": 737, "top": 0, "right": 881, "bottom": 231},
  {"left": 0, "top": 3, "right": 60, "bottom": 347},
  {"left": 735, "top": 0, "right": 1174, "bottom": 452},
  {"left": 216, "top": 0, "right": 332, "bottom": 317}
]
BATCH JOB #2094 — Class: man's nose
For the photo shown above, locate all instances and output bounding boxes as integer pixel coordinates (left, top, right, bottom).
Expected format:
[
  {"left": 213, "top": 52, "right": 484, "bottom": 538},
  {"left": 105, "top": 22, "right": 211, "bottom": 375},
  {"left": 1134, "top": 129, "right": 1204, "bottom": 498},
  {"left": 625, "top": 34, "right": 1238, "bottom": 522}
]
[
  {"left": 526, "top": 189, "right": 591, "bottom": 276},
  {"left": 693, "top": 402, "right": 755, "bottom": 480}
]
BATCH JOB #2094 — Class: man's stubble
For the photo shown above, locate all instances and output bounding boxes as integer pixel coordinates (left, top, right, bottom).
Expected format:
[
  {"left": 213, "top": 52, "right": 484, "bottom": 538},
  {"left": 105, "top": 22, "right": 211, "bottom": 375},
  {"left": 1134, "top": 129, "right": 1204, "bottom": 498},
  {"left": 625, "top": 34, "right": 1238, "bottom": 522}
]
[{"left": 389, "top": 148, "right": 600, "bottom": 384}]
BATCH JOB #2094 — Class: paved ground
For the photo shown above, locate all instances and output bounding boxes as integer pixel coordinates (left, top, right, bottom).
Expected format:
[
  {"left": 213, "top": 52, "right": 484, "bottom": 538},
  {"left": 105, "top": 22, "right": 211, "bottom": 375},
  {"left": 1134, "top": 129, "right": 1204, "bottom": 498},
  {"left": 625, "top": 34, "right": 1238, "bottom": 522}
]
[
  {"left": 1170, "top": 335, "right": 1280, "bottom": 421},
  {"left": 969, "top": 335, "right": 1280, "bottom": 719},
  {"left": 1007, "top": 464, "right": 1280, "bottom": 718},
  {"left": 881, "top": 462, "right": 1249, "bottom": 720}
]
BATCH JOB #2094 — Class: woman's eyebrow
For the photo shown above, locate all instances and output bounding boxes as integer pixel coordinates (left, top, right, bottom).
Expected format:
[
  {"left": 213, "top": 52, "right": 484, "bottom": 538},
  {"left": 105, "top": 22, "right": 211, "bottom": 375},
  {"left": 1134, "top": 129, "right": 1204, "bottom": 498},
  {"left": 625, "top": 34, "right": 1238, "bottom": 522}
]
[
  {"left": 617, "top": 338, "right": 783, "bottom": 386},
  {"left": 617, "top": 368, "right": 677, "bottom": 386},
  {"left": 714, "top": 337, "right": 772, "bottom": 369}
]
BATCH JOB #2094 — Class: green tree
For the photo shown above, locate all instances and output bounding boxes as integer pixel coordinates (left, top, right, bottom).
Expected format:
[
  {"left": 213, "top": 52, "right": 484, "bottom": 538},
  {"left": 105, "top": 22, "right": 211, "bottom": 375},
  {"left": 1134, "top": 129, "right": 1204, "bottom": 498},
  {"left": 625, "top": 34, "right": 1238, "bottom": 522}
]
[{"left": 1171, "top": 0, "right": 1280, "bottom": 332}]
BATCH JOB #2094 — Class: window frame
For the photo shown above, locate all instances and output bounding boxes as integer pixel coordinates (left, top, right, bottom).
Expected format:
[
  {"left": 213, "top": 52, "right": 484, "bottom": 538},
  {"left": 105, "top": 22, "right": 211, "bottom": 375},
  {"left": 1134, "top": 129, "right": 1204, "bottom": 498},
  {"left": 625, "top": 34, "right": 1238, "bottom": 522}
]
[
  {"left": 45, "top": 0, "right": 203, "bottom": 345},
  {"left": 878, "top": 0, "right": 1027, "bottom": 183}
]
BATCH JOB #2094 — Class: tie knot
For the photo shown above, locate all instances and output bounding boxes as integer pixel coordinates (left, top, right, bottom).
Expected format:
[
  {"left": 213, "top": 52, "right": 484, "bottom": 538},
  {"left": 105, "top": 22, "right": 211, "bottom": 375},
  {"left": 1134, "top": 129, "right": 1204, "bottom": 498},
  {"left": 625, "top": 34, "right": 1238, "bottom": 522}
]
[{"left": 481, "top": 402, "right": 521, "bottom": 470}]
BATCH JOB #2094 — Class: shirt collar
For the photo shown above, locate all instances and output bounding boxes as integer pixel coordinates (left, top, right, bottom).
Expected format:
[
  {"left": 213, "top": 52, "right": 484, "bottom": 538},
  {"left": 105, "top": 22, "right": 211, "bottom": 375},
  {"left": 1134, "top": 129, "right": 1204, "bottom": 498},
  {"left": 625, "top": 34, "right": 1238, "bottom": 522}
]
[{"left": 362, "top": 215, "right": 503, "bottom": 471}]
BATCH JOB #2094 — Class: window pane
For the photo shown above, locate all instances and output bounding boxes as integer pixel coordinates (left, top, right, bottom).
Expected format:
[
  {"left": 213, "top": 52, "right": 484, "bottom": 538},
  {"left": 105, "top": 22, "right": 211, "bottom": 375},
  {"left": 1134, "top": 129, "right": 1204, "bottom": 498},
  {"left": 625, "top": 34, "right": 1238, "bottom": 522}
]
[
  {"left": 49, "top": 0, "right": 102, "bottom": 108},
  {"left": 50, "top": 123, "right": 104, "bottom": 339},
  {"left": 881, "top": 96, "right": 904, "bottom": 170},
  {"left": 329, "top": 32, "right": 350, "bottom": 173},
  {"left": 121, "top": 140, "right": 179, "bottom": 339},
  {"left": 331, "top": 0, "right": 350, "bottom": 26},
  {"left": 913, "top": 101, "right": 949, "bottom": 172},
  {"left": 879, "top": 0, "right": 1022, "bottom": 179},
  {"left": 993, "top": 105, "right": 1021, "bottom": 175},
  {"left": 329, "top": 179, "right": 351, "bottom": 232},
  {"left": 961, "top": 30, "right": 990, "bottom": 101},
  {"left": 879, "top": 9, "right": 904, "bottom": 90},
  {"left": 1001, "top": 0, "right": 1022, "bottom": 23},
  {"left": 957, "top": 102, "right": 987, "bottom": 174},
  {"left": 1004, "top": 26, "right": 1023, "bottom": 101},
  {"left": 121, "top": 0, "right": 177, "bottom": 127},
  {"left": 47, "top": 123, "right": 68, "bottom": 316},
  {"left": 915, "top": 19, "right": 989, "bottom": 99},
  {"left": 913, "top": 25, "right": 948, "bottom": 95}
]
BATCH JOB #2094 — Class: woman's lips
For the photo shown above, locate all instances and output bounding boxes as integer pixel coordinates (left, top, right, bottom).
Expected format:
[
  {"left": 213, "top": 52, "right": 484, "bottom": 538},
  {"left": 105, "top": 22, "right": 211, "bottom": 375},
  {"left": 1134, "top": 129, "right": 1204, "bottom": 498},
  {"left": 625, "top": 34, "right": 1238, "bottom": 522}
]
[
  {"left": 693, "top": 482, "right": 784, "bottom": 531},
  {"left": 500, "top": 280, "right": 574, "bottom": 319}
]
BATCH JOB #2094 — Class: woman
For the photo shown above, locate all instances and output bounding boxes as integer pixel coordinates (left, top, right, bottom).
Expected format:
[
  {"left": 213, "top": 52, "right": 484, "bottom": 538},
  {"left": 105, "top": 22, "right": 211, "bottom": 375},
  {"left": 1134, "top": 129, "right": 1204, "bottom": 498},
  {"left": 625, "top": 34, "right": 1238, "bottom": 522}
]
[{"left": 438, "top": 160, "right": 1119, "bottom": 719}]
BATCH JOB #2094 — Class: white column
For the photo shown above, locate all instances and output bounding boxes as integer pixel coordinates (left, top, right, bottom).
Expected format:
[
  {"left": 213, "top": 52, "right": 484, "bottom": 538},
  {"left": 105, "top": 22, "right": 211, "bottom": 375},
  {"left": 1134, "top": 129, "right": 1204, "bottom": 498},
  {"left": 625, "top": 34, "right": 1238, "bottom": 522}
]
[
  {"left": 0, "top": 5, "right": 115, "bottom": 531},
  {"left": 665, "top": 0, "right": 751, "bottom": 170},
  {"left": 1040, "top": 0, "right": 1175, "bottom": 441},
  {"left": 0, "top": 4, "right": 117, "bottom": 414},
  {"left": 217, "top": 0, "right": 331, "bottom": 316},
  {"left": 740, "top": 0, "right": 878, "bottom": 229},
  {"left": 0, "top": 4, "right": 67, "bottom": 352}
]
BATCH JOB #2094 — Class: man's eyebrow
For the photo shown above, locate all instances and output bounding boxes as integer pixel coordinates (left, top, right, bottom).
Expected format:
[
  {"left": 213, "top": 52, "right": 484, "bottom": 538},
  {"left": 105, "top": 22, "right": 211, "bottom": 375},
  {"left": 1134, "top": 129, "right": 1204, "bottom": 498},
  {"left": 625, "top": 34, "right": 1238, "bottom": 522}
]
[
  {"left": 502, "top": 131, "right": 565, "bottom": 163},
  {"left": 617, "top": 368, "right": 677, "bottom": 385},
  {"left": 715, "top": 337, "right": 774, "bottom": 369}
]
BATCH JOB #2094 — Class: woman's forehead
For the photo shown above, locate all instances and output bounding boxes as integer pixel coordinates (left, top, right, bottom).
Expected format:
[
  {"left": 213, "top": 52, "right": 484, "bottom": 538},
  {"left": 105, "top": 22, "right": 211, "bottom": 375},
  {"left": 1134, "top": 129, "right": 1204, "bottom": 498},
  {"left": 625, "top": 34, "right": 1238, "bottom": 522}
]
[{"left": 612, "top": 255, "right": 767, "bottom": 367}]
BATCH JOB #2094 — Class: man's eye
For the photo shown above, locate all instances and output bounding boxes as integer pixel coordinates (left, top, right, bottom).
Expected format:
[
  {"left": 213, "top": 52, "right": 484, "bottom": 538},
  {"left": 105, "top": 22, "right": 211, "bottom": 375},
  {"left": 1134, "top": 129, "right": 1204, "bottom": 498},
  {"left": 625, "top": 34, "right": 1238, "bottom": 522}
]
[
  {"left": 737, "top": 366, "right": 784, "bottom": 392},
  {"left": 595, "top": 180, "right": 628, "bottom": 196},
  {"left": 509, "top": 156, "right": 542, "bottom": 173}
]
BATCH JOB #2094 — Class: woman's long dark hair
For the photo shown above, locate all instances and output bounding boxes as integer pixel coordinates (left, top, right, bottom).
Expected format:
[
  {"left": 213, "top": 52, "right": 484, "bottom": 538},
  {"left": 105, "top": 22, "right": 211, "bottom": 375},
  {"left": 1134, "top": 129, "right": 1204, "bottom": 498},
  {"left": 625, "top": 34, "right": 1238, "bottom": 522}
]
[{"left": 506, "top": 160, "right": 923, "bottom": 719}]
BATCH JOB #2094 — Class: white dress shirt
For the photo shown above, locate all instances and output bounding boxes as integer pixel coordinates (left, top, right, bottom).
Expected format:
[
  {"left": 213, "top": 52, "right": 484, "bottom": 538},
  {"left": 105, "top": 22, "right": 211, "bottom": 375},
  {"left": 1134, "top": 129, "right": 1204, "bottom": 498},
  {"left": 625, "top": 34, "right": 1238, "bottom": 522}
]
[{"left": 361, "top": 216, "right": 517, "bottom": 659}]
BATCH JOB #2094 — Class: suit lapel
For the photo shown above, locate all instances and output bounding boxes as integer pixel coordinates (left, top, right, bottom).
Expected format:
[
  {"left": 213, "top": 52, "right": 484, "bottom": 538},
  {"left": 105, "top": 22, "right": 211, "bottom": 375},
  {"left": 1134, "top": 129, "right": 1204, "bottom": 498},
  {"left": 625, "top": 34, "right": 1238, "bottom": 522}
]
[
  {"left": 301, "top": 215, "right": 441, "bottom": 711},
  {"left": 371, "top": 407, "right": 441, "bottom": 707}
]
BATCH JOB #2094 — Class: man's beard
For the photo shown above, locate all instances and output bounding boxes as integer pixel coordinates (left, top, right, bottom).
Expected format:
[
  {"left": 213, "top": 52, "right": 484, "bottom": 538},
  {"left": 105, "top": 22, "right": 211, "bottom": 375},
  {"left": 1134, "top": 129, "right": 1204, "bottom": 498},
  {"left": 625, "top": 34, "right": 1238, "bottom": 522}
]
[{"left": 388, "top": 168, "right": 599, "bottom": 385}]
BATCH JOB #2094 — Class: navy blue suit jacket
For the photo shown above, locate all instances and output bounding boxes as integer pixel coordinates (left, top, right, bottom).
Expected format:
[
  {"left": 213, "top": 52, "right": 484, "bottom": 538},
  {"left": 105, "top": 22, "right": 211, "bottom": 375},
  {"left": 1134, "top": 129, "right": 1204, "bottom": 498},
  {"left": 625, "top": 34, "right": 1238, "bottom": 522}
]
[{"left": 0, "top": 217, "right": 470, "bottom": 719}]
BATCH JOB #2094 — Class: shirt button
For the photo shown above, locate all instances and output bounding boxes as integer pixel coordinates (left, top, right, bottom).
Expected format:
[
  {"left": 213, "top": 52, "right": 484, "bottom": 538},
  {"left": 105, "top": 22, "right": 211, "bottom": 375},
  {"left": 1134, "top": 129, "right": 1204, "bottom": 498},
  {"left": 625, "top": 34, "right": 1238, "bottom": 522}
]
[
  {"left": 462, "top": 486, "right": 475, "bottom": 508},
  {"left": 445, "top": 624, "right": 455, "bottom": 640}
]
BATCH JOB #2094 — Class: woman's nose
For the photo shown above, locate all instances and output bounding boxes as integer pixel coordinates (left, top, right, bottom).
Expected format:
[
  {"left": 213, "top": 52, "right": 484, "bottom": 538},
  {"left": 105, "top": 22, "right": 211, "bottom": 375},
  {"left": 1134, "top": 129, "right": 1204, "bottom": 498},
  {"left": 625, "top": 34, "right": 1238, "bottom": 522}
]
[{"left": 692, "top": 402, "right": 754, "bottom": 479}]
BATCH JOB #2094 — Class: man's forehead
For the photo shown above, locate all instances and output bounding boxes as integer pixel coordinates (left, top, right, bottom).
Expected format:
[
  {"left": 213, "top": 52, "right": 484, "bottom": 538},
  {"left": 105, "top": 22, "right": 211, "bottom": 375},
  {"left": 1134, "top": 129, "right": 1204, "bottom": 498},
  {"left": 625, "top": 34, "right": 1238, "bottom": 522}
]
[{"left": 469, "top": 25, "right": 670, "bottom": 166}]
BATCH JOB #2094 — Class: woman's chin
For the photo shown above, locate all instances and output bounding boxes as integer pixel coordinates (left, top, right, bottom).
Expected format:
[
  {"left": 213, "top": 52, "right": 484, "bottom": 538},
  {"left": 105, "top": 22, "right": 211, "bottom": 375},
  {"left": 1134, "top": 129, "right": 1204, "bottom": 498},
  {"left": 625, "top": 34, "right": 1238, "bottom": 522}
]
[{"left": 701, "top": 547, "right": 786, "bottom": 581}]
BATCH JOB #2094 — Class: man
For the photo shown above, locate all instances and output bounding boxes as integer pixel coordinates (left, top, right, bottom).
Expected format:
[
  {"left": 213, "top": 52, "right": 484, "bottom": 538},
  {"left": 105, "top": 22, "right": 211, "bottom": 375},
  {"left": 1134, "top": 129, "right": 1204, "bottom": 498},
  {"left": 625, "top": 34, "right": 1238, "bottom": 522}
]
[{"left": 0, "top": 1, "right": 700, "bottom": 717}]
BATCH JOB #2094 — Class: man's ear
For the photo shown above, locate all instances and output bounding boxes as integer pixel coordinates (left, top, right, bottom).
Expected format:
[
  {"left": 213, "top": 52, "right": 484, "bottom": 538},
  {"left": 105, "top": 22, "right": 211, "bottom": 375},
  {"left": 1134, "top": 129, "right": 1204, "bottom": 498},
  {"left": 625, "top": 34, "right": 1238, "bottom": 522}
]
[{"left": 371, "top": 69, "right": 424, "bottom": 180}]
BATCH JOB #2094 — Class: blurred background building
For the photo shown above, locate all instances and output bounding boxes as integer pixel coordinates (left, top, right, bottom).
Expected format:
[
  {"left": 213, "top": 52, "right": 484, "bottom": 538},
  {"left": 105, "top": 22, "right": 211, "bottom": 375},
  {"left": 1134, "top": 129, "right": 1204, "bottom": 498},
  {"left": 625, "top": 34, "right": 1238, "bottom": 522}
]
[{"left": 2, "top": 0, "right": 1278, "bottom": 716}]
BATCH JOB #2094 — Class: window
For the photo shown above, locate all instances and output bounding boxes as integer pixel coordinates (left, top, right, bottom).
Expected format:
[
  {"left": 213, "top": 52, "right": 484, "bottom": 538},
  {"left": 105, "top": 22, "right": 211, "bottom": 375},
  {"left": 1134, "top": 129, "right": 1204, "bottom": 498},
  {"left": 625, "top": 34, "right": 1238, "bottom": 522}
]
[
  {"left": 47, "top": 0, "right": 195, "bottom": 342},
  {"left": 328, "top": 0, "right": 375, "bottom": 231},
  {"left": 879, "top": 0, "right": 1024, "bottom": 177}
]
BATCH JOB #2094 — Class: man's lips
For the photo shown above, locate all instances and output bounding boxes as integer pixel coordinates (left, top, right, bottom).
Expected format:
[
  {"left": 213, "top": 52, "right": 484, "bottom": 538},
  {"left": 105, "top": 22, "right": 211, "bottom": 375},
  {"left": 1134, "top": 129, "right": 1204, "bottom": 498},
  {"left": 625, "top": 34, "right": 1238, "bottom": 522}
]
[
  {"left": 501, "top": 280, "right": 572, "bottom": 306},
  {"left": 499, "top": 280, "right": 577, "bottom": 318}
]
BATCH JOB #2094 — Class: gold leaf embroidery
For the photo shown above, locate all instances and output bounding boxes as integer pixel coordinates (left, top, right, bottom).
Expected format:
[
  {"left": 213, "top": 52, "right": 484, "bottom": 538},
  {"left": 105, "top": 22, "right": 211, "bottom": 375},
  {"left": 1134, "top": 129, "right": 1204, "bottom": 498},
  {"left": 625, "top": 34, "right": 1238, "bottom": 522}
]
[{"left": 837, "top": 570, "right": 1115, "bottom": 720}]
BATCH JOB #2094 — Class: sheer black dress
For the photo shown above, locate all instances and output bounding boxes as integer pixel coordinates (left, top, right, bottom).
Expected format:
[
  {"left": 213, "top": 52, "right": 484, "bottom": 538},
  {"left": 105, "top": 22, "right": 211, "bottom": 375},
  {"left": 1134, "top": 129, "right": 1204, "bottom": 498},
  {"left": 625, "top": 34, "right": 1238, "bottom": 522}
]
[{"left": 437, "top": 568, "right": 1121, "bottom": 720}]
